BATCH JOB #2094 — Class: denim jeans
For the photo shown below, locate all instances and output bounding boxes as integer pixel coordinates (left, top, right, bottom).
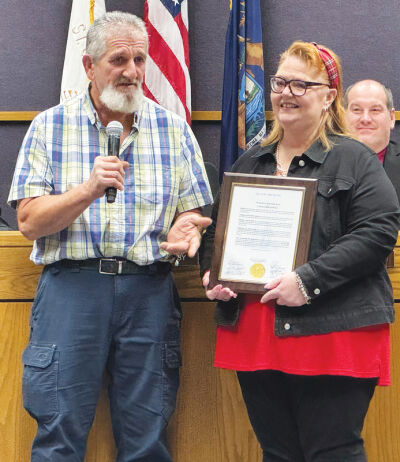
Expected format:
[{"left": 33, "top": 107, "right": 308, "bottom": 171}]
[
  {"left": 237, "top": 370, "right": 377, "bottom": 462},
  {"left": 22, "top": 261, "right": 182, "bottom": 462}
]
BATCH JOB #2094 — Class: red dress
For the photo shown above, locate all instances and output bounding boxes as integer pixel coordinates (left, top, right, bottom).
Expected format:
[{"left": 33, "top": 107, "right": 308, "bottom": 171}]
[{"left": 214, "top": 294, "right": 390, "bottom": 386}]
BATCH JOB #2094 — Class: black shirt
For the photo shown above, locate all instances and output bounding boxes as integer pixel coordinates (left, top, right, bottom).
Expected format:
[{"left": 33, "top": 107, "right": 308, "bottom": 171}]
[{"left": 200, "top": 136, "right": 400, "bottom": 336}]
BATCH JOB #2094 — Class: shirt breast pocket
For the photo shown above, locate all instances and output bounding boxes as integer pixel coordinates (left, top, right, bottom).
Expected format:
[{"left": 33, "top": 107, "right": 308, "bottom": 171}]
[
  {"left": 135, "top": 164, "right": 179, "bottom": 206},
  {"left": 314, "top": 177, "right": 355, "bottom": 249}
]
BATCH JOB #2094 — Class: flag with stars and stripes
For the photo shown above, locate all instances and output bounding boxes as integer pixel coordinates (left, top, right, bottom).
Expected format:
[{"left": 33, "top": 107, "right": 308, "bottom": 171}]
[
  {"left": 143, "top": 0, "right": 191, "bottom": 124},
  {"left": 219, "top": 0, "right": 266, "bottom": 181},
  {"left": 60, "top": 0, "right": 106, "bottom": 103}
]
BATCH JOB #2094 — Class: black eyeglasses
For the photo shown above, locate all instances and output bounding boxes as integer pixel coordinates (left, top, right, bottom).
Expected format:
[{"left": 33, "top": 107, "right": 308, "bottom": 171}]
[{"left": 270, "top": 76, "right": 330, "bottom": 96}]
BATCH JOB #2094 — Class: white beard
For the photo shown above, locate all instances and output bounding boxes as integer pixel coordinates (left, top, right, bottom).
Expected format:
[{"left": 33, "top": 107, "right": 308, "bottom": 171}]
[{"left": 100, "top": 82, "right": 143, "bottom": 114}]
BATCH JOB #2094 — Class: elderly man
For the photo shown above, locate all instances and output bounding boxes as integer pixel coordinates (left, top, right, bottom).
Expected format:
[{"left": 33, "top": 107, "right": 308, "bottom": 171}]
[
  {"left": 8, "top": 11, "right": 212, "bottom": 462},
  {"left": 344, "top": 79, "right": 400, "bottom": 199}
]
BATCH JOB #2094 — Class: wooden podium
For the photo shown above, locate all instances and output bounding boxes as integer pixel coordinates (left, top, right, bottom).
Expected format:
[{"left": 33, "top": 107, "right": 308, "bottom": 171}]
[{"left": 0, "top": 231, "right": 399, "bottom": 461}]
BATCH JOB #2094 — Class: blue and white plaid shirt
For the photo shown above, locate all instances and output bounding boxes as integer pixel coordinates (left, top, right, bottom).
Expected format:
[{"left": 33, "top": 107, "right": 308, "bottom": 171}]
[{"left": 8, "top": 90, "right": 213, "bottom": 265}]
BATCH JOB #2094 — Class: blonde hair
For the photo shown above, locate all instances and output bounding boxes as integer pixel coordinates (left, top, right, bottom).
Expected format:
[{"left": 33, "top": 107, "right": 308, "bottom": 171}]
[{"left": 263, "top": 41, "right": 349, "bottom": 151}]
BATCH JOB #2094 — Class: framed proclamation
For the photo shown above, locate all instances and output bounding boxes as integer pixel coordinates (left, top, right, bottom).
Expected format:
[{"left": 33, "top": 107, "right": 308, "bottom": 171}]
[{"left": 209, "top": 173, "right": 318, "bottom": 294}]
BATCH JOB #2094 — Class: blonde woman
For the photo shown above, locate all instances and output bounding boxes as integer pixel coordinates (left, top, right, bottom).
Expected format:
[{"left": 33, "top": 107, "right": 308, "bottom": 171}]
[{"left": 200, "top": 41, "right": 400, "bottom": 461}]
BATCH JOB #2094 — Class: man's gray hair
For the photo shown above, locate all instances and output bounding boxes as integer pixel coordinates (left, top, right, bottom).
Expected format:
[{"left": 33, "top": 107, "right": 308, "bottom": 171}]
[
  {"left": 86, "top": 11, "right": 148, "bottom": 62},
  {"left": 343, "top": 80, "right": 394, "bottom": 111}
]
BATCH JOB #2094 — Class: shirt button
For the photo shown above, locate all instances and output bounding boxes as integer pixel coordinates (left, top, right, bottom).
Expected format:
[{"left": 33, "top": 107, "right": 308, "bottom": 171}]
[
  {"left": 299, "top": 159, "right": 305, "bottom": 167},
  {"left": 327, "top": 187, "right": 332, "bottom": 194},
  {"left": 314, "top": 288, "right": 320, "bottom": 295},
  {"left": 284, "top": 323, "right": 291, "bottom": 331}
]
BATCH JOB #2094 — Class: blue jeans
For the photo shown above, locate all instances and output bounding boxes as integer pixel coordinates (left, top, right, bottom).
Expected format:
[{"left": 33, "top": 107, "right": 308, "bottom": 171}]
[{"left": 22, "top": 261, "right": 181, "bottom": 462}]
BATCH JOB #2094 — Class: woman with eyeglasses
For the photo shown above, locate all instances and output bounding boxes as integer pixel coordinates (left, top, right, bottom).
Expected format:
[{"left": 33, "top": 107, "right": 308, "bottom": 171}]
[{"left": 199, "top": 41, "right": 400, "bottom": 461}]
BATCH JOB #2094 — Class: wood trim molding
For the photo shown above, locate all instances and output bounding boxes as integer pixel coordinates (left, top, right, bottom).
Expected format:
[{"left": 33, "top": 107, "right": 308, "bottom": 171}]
[
  {"left": 0, "top": 111, "right": 40, "bottom": 121},
  {"left": 191, "top": 111, "right": 221, "bottom": 121},
  {"left": 1, "top": 110, "right": 275, "bottom": 122},
  {"left": 0, "top": 231, "right": 33, "bottom": 247},
  {"left": 2, "top": 110, "right": 400, "bottom": 123}
]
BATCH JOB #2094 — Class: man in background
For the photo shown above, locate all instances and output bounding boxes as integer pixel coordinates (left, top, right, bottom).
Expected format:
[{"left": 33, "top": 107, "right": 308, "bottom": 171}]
[
  {"left": 8, "top": 11, "right": 212, "bottom": 462},
  {"left": 344, "top": 79, "right": 400, "bottom": 199}
]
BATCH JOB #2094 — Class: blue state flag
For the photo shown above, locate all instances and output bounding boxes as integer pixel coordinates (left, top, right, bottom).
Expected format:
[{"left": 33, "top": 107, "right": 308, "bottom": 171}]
[{"left": 219, "top": 0, "right": 266, "bottom": 182}]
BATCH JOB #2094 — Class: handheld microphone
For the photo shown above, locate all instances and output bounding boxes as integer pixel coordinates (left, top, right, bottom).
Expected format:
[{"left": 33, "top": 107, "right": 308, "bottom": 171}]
[{"left": 105, "top": 121, "right": 123, "bottom": 203}]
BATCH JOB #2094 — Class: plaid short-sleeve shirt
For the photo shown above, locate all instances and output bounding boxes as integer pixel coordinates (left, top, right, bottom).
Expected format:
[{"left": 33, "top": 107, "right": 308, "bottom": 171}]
[{"left": 8, "top": 91, "right": 213, "bottom": 265}]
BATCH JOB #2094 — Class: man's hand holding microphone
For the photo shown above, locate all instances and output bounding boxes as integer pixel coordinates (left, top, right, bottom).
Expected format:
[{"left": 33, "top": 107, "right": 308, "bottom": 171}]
[{"left": 85, "top": 121, "right": 129, "bottom": 202}]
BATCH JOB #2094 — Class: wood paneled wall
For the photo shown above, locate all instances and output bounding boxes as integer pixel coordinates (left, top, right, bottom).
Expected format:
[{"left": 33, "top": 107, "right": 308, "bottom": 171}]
[{"left": 0, "top": 231, "right": 399, "bottom": 461}]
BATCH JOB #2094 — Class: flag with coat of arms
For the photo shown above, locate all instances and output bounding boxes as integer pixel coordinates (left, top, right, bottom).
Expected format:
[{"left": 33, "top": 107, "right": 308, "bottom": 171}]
[
  {"left": 60, "top": 0, "right": 106, "bottom": 103},
  {"left": 219, "top": 0, "right": 266, "bottom": 181}
]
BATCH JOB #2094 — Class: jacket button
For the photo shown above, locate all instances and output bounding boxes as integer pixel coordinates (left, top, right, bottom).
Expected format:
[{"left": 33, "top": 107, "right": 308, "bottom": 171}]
[
  {"left": 314, "top": 288, "right": 320, "bottom": 295},
  {"left": 284, "top": 323, "right": 291, "bottom": 330},
  {"left": 299, "top": 159, "right": 305, "bottom": 167}
]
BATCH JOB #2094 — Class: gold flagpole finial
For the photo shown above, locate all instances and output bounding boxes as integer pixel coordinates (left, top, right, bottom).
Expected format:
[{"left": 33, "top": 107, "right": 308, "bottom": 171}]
[{"left": 89, "top": 0, "right": 95, "bottom": 24}]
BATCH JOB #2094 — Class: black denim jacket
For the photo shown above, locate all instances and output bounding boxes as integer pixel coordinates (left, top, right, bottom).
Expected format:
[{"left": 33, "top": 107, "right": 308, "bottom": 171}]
[{"left": 199, "top": 136, "right": 400, "bottom": 336}]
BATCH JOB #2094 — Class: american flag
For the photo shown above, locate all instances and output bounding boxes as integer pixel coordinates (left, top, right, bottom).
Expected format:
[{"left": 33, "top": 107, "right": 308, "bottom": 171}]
[{"left": 143, "top": 0, "right": 191, "bottom": 124}]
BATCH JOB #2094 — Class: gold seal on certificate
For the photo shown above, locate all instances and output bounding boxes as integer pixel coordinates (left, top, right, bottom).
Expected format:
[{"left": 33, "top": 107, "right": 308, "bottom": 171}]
[
  {"left": 209, "top": 173, "right": 318, "bottom": 294},
  {"left": 249, "top": 263, "right": 266, "bottom": 279}
]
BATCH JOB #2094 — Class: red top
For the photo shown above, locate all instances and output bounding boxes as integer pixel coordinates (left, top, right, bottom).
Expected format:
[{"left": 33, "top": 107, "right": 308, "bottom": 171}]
[
  {"left": 214, "top": 295, "right": 390, "bottom": 386},
  {"left": 377, "top": 147, "right": 387, "bottom": 164}
]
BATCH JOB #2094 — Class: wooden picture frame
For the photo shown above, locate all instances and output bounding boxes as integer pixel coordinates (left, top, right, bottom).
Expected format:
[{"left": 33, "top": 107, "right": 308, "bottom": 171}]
[{"left": 209, "top": 173, "right": 318, "bottom": 294}]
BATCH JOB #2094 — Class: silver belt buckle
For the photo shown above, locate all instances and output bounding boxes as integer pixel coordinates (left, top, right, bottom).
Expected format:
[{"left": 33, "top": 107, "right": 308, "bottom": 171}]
[{"left": 98, "top": 258, "right": 123, "bottom": 275}]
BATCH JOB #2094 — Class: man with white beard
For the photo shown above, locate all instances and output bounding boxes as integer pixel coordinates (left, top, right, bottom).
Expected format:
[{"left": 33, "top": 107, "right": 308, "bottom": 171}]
[{"left": 8, "top": 11, "right": 212, "bottom": 462}]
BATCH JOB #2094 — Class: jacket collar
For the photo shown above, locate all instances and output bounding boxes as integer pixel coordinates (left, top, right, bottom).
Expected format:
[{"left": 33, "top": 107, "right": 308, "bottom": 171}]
[
  {"left": 251, "top": 138, "right": 332, "bottom": 165},
  {"left": 386, "top": 139, "right": 400, "bottom": 157}
]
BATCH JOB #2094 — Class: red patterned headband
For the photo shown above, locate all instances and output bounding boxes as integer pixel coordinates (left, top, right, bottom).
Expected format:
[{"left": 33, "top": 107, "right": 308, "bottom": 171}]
[{"left": 312, "top": 42, "right": 339, "bottom": 89}]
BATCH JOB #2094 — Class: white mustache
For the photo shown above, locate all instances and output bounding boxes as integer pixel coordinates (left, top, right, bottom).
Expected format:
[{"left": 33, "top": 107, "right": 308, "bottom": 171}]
[{"left": 115, "top": 78, "right": 140, "bottom": 86}]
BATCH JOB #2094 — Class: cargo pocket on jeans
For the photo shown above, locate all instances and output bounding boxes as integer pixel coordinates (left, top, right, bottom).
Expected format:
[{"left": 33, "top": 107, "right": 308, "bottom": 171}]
[
  {"left": 22, "top": 343, "right": 59, "bottom": 422},
  {"left": 161, "top": 342, "right": 181, "bottom": 421}
]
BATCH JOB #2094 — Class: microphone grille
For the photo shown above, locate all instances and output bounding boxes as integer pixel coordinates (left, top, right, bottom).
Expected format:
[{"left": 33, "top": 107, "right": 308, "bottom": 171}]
[{"left": 106, "top": 121, "right": 123, "bottom": 137}]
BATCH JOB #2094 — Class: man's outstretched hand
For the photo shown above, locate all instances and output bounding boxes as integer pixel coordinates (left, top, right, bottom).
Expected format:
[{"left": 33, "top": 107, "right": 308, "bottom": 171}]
[{"left": 160, "top": 211, "right": 212, "bottom": 258}]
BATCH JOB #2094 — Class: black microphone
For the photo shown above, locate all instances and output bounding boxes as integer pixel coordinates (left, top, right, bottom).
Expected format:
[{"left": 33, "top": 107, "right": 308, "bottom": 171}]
[{"left": 105, "top": 121, "right": 123, "bottom": 203}]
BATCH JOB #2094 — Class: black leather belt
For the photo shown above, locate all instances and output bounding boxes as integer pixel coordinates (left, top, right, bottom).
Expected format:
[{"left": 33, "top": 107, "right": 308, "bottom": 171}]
[{"left": 57, "top": 258, "right": 171, "bottom": 275}]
